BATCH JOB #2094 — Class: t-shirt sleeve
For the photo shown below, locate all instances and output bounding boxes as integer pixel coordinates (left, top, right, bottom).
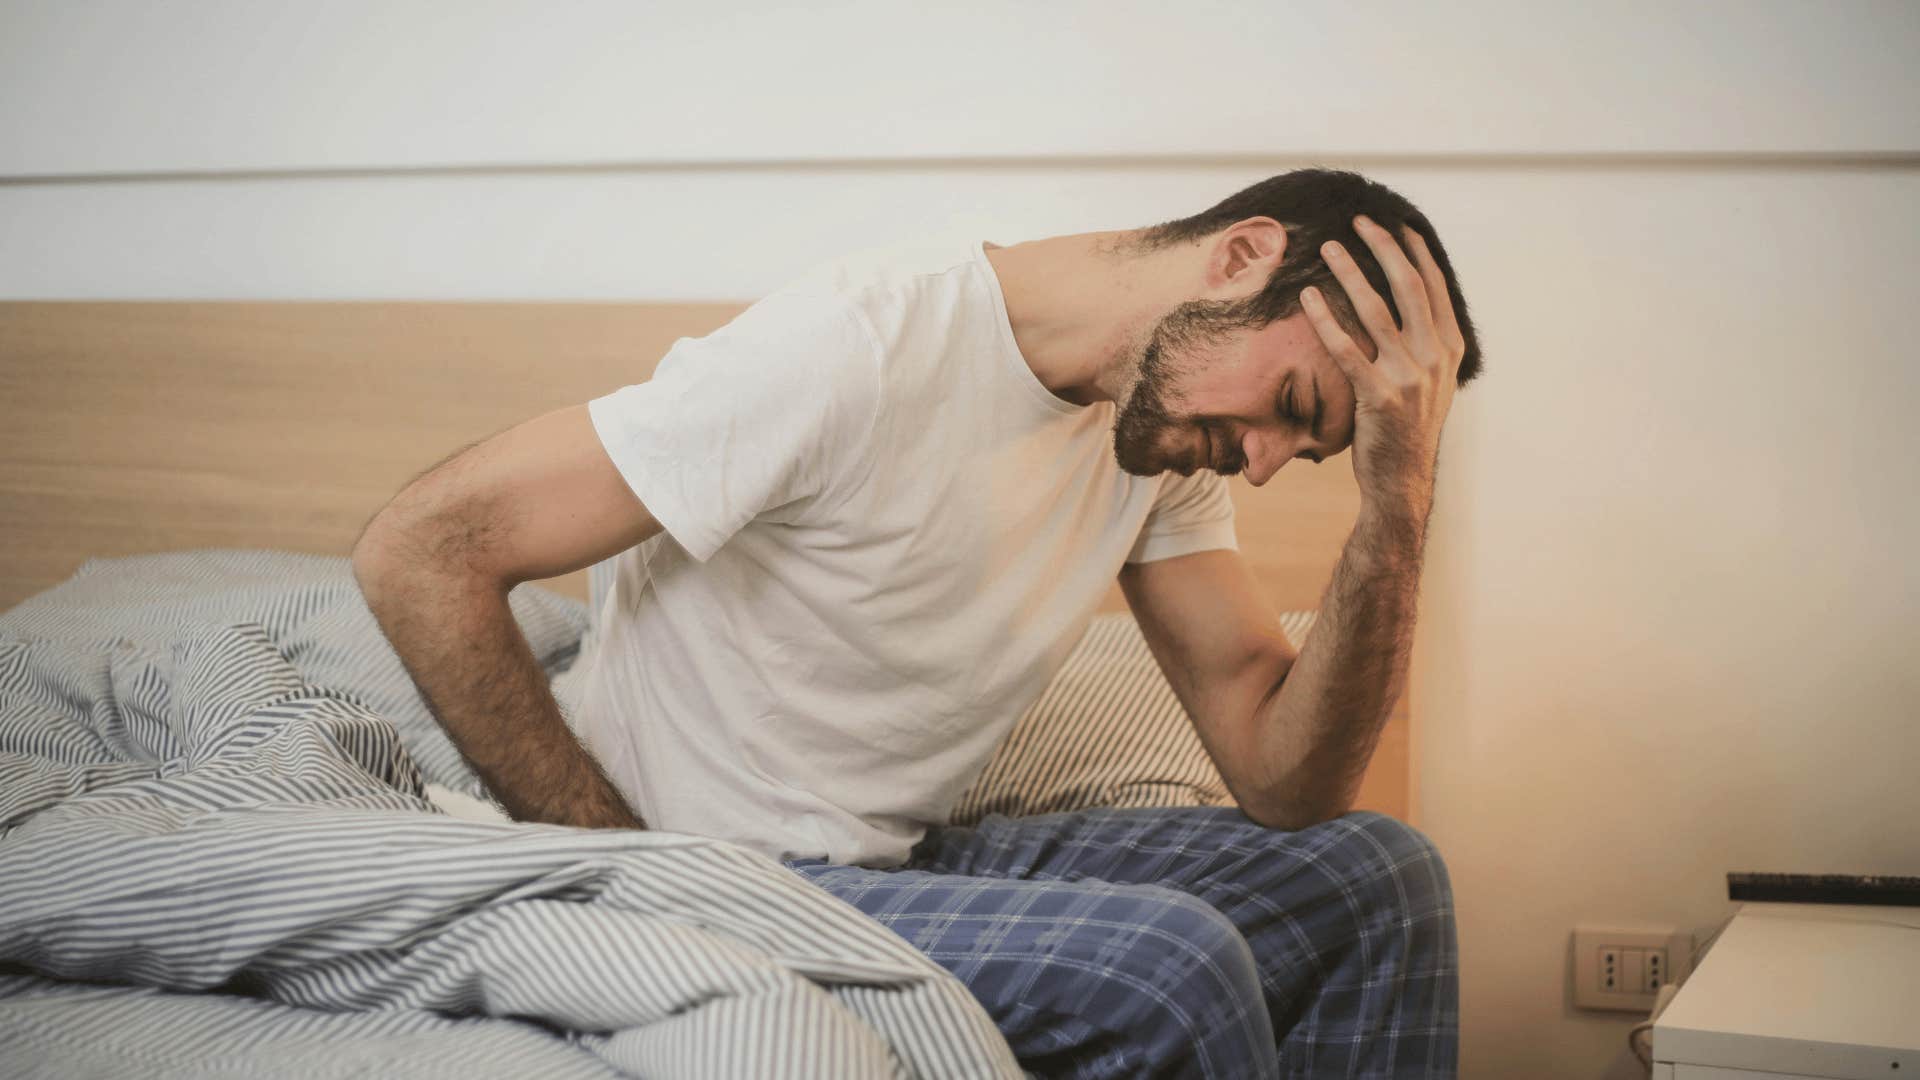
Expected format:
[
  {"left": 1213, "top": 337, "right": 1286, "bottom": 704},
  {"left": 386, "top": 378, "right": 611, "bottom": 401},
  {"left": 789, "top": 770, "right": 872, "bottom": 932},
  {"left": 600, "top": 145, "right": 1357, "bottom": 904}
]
[
  {"left": 1126, "top": 469, "right": 1239, "bottom": 564},
  {"left": 586, "top": 292, "right": 881, "bottom": 563}
]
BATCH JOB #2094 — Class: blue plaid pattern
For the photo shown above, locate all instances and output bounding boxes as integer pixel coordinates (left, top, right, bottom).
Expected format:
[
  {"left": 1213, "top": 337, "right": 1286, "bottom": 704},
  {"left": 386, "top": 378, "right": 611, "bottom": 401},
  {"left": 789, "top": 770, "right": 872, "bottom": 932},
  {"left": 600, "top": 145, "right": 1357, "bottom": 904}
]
[{"left": 786, "top": 807, "right": 1457, "bottom": 1078}]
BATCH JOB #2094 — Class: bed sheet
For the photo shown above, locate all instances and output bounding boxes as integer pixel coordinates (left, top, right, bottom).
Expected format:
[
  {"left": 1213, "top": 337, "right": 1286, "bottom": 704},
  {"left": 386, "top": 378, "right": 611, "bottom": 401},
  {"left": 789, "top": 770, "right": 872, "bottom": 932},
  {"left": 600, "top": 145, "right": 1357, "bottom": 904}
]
[{"left": 0, "top": 550, "right": 1020, "bottom": 1079}]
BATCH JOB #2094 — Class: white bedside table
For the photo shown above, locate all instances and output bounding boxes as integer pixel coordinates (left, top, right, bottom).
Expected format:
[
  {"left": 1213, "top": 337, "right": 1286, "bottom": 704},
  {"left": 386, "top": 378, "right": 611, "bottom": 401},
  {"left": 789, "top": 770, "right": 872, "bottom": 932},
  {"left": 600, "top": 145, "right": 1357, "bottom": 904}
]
[{"left": 1651, "top": 903, "right": 1919, "bottom": 1079}]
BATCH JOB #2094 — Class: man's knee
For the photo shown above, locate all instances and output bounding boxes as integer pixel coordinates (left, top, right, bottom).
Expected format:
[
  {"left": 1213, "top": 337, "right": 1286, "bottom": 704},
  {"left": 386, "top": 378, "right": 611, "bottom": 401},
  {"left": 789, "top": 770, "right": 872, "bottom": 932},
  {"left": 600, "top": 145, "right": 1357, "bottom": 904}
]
[
  {"left": 1256, "top": 816, "right": 1460, "bottom": 1071},
  {"left": 1331, "top": 811, "right": 1453, "bottom": 918},
  {"left": 1256, "top": 811, "right": 1454, "bottom": 961}
]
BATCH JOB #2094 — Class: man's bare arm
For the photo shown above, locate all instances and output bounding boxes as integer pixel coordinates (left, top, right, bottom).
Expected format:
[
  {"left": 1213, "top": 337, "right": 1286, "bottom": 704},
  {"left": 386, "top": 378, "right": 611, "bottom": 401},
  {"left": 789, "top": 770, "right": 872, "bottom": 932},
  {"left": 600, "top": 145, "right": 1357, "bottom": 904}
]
[
  {"left": 1122, "top": 217, "right": 1466, "bottom": 830},
  {"left": 1238, "top": 501, "right": 1426, "bottom": 827},
  {"left": 1120, "top": 515, "right": 1420, "bottom": 832},
  {"left": 1241, "top": 216, "right": 1467, "bottom": 826},
  {"left": 352, "top": 404, "right": 662, "bottom": 829}
]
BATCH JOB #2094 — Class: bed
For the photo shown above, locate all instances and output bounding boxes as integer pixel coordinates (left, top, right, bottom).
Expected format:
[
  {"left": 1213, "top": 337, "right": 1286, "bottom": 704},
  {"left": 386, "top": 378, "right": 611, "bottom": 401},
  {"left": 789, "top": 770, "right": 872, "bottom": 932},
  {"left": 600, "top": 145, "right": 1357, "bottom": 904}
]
[{"left": 0, "top": 301, "right": 1411, "bottom": 1076}]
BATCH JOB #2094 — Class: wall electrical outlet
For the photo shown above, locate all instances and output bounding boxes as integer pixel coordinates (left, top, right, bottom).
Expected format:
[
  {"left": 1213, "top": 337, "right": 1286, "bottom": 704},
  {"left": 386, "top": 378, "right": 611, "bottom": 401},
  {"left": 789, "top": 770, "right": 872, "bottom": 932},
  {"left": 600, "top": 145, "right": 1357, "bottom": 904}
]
[
  {"left": 1571, "top": 926, "right": 1692, "bottom": 1012},
  {"left": 1598, "top": 945, "right": 1622, "bottom": 992}
]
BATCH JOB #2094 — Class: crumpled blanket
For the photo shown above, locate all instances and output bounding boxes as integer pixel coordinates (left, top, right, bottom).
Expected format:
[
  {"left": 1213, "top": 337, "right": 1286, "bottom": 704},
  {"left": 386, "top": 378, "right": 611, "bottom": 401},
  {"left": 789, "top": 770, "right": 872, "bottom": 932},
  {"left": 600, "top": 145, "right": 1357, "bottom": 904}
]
[{"left": 0, "top": 550, "right": 1020, "bottom": 1079}]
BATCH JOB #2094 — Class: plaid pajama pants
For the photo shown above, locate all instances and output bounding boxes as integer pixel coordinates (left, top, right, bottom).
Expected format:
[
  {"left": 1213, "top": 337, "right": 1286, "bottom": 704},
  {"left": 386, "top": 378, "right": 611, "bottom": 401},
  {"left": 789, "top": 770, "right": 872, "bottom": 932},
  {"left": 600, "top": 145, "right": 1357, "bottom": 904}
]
[{"left": 784, "top": 807, "right": 1457, "bottom": 1079}]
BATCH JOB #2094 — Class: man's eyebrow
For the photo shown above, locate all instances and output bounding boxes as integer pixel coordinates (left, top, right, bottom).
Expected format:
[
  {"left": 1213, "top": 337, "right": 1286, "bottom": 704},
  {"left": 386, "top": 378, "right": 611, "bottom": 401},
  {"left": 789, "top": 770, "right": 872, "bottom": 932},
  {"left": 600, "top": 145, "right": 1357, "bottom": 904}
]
[{"left": 1310, "top": 369, "right": 1325, "bottom": 441}]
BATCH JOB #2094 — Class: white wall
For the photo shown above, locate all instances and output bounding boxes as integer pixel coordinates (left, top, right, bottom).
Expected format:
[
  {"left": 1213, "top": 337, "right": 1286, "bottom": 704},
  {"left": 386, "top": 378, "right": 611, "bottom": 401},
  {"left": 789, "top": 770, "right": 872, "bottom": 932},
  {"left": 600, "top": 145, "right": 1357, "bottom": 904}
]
[
  {"left": 5, "top": 4, "right": 1918, "bottom": 1076},
  {"left": 6, "top": 0, "right": 1915, "bottom": 178}
]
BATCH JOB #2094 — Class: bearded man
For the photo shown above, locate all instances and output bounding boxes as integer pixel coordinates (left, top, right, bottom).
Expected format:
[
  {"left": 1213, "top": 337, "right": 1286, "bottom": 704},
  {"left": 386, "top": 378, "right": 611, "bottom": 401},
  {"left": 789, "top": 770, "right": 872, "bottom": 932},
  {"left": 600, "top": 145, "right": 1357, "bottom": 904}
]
[{"left": 354, "top": 167, "right": 1484, "bottom": 1078}]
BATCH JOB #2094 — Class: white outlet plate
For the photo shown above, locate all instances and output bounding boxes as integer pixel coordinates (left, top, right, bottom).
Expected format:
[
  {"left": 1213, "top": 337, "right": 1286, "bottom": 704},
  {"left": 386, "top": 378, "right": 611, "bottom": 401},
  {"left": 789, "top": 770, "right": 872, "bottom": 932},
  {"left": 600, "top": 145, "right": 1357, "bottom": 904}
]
[{"left": 1571, "top": 925, "right": 1693, "bottom": 1012}]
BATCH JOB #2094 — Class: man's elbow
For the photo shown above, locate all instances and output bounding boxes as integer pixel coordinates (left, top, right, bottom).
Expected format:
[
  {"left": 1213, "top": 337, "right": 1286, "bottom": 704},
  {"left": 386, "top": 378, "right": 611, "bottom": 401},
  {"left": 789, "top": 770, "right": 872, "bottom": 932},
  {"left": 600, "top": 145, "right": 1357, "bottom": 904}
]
[
  {"left": 350, "top": 515, "right": 401, "bottom": 608},
  {"left": 351, "top": 507, "right": 431, "bottom": 609},
  {"left": 351, "top": 503, "right": 515, "bottom": 611}
]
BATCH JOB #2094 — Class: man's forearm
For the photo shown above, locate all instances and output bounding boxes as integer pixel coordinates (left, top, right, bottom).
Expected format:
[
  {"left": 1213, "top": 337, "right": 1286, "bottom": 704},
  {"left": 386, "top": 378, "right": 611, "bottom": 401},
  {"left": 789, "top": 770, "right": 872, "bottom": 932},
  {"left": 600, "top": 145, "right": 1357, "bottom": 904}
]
[
  {"left": 357, "top": 562, "right": 645, "bottom": 830},
  {"left": 1245, "top": 494, "right": 1430, "bottom": 828}
]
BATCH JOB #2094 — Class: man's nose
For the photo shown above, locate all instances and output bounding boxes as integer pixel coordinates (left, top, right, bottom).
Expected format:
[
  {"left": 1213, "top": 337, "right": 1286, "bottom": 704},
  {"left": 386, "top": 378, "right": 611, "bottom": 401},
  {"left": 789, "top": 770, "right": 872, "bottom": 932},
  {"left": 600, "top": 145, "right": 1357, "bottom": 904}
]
[{"left": 1242, "top": 433, "right": 1288, "bottom": 487}]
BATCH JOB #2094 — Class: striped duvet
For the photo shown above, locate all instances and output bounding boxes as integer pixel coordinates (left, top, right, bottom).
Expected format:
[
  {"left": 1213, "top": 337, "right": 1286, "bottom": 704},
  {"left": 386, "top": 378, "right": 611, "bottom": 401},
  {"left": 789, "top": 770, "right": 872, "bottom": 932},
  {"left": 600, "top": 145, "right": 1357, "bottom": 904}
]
[{"left": 0, "top": 550, "right": 1020, "bottom": 1079}]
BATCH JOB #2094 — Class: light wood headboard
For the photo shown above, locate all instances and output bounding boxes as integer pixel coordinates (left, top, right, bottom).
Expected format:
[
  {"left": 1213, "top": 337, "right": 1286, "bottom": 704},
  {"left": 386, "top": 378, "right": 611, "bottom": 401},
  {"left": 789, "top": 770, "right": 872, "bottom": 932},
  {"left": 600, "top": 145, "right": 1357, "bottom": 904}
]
[{"left": 0, "top": 301, "right": 1405, "bottom": 816}]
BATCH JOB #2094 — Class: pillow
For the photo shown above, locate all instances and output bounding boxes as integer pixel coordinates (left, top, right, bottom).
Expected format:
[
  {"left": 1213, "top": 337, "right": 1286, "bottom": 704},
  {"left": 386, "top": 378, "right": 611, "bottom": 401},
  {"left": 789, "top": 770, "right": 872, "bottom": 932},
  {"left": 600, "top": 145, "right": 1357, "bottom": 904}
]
[{"left": 948, "top": 609, "right": 1316, "bottom": 825}]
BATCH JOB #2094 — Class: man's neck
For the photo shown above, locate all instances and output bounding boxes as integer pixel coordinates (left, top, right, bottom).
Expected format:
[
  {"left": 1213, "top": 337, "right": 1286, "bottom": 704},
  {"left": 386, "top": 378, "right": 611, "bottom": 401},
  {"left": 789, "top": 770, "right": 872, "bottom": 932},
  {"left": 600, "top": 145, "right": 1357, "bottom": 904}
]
[{"left": 983, "top": 231, "right": 1192, "bottom": 408}]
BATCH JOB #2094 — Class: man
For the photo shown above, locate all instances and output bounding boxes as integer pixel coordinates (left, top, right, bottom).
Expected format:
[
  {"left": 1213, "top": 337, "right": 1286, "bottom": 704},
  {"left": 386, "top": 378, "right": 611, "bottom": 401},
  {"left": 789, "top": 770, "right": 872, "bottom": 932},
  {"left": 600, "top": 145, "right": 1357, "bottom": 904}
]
[{"left": 354, "top": 168, "right": 1482, "bottom": 1078}]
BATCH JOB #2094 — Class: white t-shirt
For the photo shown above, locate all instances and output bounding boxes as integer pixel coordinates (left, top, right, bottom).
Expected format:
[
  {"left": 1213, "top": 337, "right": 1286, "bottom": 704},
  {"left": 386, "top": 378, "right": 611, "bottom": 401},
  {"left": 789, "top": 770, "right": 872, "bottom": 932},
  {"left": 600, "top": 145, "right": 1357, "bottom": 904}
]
[{"left": 567, "top": 241, "right": 1237, "bottom": 867}]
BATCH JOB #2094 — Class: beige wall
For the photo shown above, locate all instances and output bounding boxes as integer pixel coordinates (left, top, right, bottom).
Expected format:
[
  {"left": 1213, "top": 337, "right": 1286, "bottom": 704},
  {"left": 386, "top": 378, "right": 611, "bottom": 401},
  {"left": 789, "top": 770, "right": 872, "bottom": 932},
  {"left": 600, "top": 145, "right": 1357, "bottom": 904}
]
[
  {"left": 5, "top": 5, "right": 1918, "bottom": 1075},
  {"left": 1409, "top": 164, "right": 1920, "bottom": 1077}
]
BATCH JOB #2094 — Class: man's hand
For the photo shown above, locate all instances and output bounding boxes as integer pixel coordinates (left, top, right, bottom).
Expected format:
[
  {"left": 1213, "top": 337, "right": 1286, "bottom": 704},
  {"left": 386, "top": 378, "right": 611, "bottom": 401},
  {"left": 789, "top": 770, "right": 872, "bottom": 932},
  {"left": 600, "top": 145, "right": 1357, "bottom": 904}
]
[{"left": 1299, "top": 215, "right": 1468, "bottom": 517}]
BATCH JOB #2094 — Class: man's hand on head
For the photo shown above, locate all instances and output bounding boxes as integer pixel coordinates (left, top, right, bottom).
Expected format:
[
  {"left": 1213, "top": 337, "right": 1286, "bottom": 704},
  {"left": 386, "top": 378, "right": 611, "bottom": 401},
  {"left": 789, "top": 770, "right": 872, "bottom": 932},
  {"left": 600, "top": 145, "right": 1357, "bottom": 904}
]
[{"left": 1298, "top": 215, "right": 1468, "bottom": 520}]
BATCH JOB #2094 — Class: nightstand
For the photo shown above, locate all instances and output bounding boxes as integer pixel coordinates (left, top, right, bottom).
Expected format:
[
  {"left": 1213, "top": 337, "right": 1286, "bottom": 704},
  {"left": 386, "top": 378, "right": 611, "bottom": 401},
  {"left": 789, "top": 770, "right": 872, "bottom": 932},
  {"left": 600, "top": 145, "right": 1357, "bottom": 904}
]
[{"left": 1651, "top": 903, "right": 1918, "bottom": 1079}]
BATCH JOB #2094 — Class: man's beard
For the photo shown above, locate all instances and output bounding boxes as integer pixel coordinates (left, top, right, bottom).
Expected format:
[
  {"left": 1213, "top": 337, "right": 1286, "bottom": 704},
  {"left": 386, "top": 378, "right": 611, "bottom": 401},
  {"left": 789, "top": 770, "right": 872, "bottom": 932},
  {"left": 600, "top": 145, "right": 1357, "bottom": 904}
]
[
  {"left": 1112, "top": 335, "right": 1185, "bottom": 476},
  {"left": 1112, "top": 300, "right": 1251, "bottom": 477}
]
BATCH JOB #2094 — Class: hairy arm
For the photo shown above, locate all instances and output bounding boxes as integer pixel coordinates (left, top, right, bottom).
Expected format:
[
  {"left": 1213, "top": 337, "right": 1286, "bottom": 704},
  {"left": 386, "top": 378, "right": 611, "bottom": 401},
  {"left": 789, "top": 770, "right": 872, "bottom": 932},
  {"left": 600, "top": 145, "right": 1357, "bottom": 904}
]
[
  {"left": 1246, "top": 214, "right": 1465, "bottom": 826},
  {"left": 352, "top": 404, "right": 662, "bottom": 829},
  {"left": 1119, "top": 503, "right": 1426, "bottom": 830},
  {"left": 1124, "top": 216, "right": 1465, "bottom": 829},
  {"left": 1244, "top": 500, "right": 1427, "bottom": 825}
]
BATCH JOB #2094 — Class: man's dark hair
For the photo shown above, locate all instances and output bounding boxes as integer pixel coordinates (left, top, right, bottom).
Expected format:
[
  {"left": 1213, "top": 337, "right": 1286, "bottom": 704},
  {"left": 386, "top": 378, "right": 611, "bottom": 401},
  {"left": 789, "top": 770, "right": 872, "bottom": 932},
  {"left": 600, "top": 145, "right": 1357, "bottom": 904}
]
[{"left": 1136, "top": 168, "right": 1483, "bottom": 385}]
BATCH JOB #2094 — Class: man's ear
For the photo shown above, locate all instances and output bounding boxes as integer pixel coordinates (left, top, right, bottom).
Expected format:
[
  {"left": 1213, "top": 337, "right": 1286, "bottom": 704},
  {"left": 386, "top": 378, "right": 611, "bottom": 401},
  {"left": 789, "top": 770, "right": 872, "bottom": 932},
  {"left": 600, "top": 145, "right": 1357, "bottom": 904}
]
[{"left": 1208, "top": 217, "right": 1288, "bottom": 292}]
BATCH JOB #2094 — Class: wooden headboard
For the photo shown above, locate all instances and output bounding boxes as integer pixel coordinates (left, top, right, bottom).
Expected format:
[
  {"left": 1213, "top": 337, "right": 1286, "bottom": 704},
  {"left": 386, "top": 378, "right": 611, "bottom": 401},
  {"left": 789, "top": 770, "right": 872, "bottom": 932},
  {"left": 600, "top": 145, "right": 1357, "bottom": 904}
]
[{"left": 0, "top": 301, "right": 1407, "bottom": 817}]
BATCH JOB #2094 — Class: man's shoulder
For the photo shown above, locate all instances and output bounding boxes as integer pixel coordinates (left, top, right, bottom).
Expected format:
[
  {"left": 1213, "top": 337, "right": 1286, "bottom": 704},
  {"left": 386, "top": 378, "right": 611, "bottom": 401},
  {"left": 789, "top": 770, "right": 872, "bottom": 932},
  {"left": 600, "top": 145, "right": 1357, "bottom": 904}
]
[
  {"left": 742, "top": 240, "right": 1008, "bottom": 429},
  {"left": 776, "top": 241, "right": 983, "bottom": 310}
]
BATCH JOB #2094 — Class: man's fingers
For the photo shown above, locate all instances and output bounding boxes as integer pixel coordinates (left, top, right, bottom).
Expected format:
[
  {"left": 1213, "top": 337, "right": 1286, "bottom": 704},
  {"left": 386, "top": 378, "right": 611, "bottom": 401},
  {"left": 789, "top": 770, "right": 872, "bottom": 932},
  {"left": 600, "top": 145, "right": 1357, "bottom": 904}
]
[
  {"left": 1351, "top": 216, "right": 1439, "bottom": 355},
  {"left": 1404, "top": 229, "right": 1467, "bottom": 368},
  {"left": 1300, "top": 286, "right": 1381, "bottom": 397},
  {"left": 1318, "top": 238, "right": 1403, "bottom": 353}
]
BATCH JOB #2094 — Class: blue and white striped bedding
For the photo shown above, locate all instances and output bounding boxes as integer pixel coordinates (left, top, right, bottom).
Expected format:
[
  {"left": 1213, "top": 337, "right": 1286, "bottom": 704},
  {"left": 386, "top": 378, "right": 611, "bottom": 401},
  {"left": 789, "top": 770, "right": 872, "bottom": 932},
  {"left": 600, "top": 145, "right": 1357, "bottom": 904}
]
[{"left": 0, "top": 550, "right": 1020, "bottom": 1079}]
